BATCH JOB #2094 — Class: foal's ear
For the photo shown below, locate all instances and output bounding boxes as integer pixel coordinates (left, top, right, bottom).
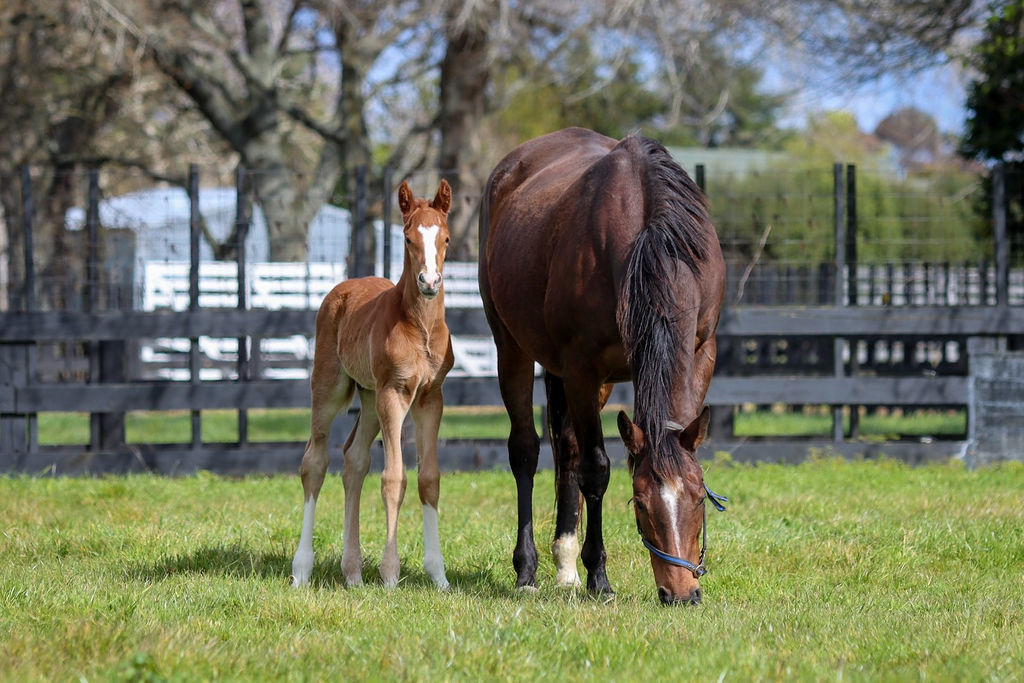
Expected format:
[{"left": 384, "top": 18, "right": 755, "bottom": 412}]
[
  {"left": 432, "top": 179, "right": 452, "bottom": 215},
  {"left": 617, "top": 410, "right": 645, "bottom": 455},
  {"left": 398, "top": 181, "right": 414, "bottom": 217},
  {"left": 677, "top": 406, "right": 711, "bottom": 452}
]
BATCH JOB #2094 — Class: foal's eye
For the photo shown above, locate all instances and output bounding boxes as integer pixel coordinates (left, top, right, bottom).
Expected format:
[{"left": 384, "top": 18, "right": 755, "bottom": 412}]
[
  {"left": 405, "top": 238, "right": 411, "bottom": 245},
  {"left": 445, "top": 237, "right": 450, "bottom": 244}
]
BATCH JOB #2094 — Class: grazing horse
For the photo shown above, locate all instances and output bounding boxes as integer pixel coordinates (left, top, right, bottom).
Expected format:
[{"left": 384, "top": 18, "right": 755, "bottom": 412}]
[
  {"left": 291, "top": 180, "right": 454, "bottom": 590},
  {"left": 478, "top": 128, "right": 726, "bottom": 605}
]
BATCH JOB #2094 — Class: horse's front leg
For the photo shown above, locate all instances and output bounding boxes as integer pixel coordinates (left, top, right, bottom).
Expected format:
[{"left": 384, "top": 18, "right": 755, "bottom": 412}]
[
  {"left": 411, "top": 384, "right": 449, "bottom": 590},
  {"left": 545, "top": 372, "right": 581, "bottom": 588},
  {"left": 340, "top": 388, "right": 381, "bottom": 587},
  {"left": 564, "top": 375, "right": 613, "bottom": 595},
  {"left": 377, "top": 385, "right": 411, "bottom": 588}
]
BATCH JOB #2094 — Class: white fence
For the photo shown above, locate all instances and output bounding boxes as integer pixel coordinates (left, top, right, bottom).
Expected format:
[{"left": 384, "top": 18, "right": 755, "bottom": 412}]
[{"left": 139, "top": 261, "right": 497, "bottom": 380}]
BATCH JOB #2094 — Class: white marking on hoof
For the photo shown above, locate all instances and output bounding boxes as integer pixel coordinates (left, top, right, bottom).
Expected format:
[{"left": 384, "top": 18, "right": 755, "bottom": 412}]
[
  {"left": 552, "top": 533, "right": 581, "bottom": 587},
  {"left": 516, "top": 584, "right": 539, "bottom": 593},
  {"left": 292, "top": 499, "right": 317, "bottom": 586}
]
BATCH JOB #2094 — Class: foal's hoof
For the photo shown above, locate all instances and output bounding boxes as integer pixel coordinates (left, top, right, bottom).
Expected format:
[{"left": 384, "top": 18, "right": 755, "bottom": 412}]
[{"left": 434, "top": 577, "right": 451, "bottom": 591}]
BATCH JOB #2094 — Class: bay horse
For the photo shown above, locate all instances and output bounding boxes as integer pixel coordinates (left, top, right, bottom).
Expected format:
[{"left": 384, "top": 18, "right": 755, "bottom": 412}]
[
  {"left": 478, "top": 128, "right": 726, "bottom": 605},
  {"left": 291, "top": 179, "right": 454, "bottom": 590}
]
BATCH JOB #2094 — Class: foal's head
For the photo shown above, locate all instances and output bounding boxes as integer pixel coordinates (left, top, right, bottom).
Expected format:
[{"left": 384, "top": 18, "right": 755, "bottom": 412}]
[
  {"left": 619, "top": 406, "right": 711, "bottom": 606},
  {"left": 397, "top": 179, "right": 452, "bottom": 299}
]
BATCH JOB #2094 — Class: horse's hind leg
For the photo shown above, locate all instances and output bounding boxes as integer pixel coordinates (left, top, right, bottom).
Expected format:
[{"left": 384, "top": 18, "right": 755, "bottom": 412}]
[
  {"left": 411, "top": 385, "right": 449, "bottom": 590},
  {"left": 292, "top": 369, "right": 354, "bottom": 587},
  {"left": 340, "top": 388, "right": 381, "bottom": 587},
  {"left": 496, "top": 342, "right": 541, "bottom": 589},
  {"left": 545, "top": 372, "right": 581, "bottom": 588}
]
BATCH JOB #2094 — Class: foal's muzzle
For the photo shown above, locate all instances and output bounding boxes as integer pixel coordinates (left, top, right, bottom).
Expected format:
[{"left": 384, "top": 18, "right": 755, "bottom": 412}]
[{"left": 417, "top": 272, "right": 442, "bottom": 297}]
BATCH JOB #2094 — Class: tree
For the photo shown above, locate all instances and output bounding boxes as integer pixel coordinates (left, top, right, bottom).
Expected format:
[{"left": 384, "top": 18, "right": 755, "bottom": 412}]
[
  {"left": 962, "top": 1, "right": 1024, "bottom": 161},
  {"left": 961, "top": 1, "right": 1024, "bottom": 262},
  {"left": 875, "top": 107, "right": 943, "bottom": 167}
]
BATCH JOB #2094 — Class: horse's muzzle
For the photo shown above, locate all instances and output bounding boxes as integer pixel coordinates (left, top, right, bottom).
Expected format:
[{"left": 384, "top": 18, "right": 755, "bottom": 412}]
[
  {"left": 658, "top": 586, "right": 701, "bottom": 606},
  {"left": 417, "top": 272, "right": 442, "bottom": 298}
]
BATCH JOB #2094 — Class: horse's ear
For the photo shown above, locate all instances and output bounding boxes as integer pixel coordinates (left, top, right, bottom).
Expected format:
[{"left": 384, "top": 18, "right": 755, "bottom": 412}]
[
  {"left": 678, "top": 406, "right": 711, "bottom": 452},
  {"left": 432, "top": 179, "right": 452, "bottom": 215},
  {"left": 398, "top": 181, "right": 414, "bottom": 217},
  {"left": 617, "top": 410, "right": 645, "bottom": 455}
]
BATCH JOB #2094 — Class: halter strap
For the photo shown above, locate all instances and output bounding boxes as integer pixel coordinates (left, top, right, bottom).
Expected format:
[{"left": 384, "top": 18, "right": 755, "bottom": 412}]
[{"left": 637, "top": 483, "right": 727, "bottom": 579}]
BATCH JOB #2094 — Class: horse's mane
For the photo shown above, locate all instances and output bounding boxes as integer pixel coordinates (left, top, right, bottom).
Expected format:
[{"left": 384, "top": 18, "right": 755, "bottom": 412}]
[{"left": 616, "top": 135, "right": 713, "bottom": 477}]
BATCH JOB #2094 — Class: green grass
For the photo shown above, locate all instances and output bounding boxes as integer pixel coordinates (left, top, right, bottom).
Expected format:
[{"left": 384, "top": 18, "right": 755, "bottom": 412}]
[
  {"left": 2, "top": 459, "right": 1022, "bottom": 680},
  {"left": 37, "top": 406, "right": 965, "bottom": 445}
]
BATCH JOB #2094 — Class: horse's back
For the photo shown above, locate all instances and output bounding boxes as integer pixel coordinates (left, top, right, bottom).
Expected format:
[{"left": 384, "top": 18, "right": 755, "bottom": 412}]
[{"left": 481, "top": 129, "right": 651, "bottom": 376}]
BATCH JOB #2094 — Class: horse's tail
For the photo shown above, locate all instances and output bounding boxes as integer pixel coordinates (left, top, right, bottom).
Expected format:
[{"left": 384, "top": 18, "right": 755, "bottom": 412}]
[{"left": 616, "top": 135, "right": 713, "bottom": 457}]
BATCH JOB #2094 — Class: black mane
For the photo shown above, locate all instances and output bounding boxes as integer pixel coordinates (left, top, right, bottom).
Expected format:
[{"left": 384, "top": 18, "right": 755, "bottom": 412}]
[{"left": 617, "top": 135, "right": 713, "bottom": 475}]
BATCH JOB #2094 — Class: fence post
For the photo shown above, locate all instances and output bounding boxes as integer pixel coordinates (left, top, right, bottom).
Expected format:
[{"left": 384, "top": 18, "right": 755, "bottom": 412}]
[
  {"left": 832, "top": 163, "right": 846, "bottom": 442},
  {"left": 352, "top": 165, "right": 370, "bottom": 278},
  {"left": 994, "top": 162, "right": 1008, "bottom": 307},
  {"left": 235, "top": 166, "right": 250, "bottom": 446},
  {"left": 188, "top": 164, "right": 202, "bottom": 449},
  {"left": 382, "top": 167, "right": 393, "bottom": 281},
  {"left": 846, "top": 164, "right": 859, "bottom": 437}
]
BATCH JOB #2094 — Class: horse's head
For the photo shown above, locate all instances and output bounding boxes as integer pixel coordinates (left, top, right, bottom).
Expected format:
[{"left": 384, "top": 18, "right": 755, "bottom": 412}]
[
  {"left": 397, "top": 179, "right": 452, "bottom": 298},
  {"left": 618, "top": 406, "right": 711, "bottom": 606}
]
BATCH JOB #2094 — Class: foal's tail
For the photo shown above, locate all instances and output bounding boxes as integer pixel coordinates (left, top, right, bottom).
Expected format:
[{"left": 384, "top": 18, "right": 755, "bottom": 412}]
[{"left": 616, "top": 136, "right": 713, "bottom": 457}]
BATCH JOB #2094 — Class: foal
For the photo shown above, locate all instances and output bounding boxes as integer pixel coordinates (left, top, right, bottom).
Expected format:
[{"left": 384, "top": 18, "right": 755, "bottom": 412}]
[{"left": 291, "top": 179, "right": 454, "bottom": 590}]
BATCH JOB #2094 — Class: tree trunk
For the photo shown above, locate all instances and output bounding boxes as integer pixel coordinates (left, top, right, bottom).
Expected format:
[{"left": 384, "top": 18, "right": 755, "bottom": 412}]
[{"left": 438, "top": 13, "right": 490, "bottom": 261}]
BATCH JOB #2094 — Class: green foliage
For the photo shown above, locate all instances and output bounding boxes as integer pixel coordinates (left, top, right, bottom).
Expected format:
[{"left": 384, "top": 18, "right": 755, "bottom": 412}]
[
  {"left": 494, "top": 38, "right": 784, "bottom": 148},
  {"left": 707, "top": 112, "right": 987, "bottom": 264},
  {"left": 1, "top": 463, "right": 1022, "bottom": 679},
  {"left": 962, "top": 1, "right": 1024, "bottom": 161}
]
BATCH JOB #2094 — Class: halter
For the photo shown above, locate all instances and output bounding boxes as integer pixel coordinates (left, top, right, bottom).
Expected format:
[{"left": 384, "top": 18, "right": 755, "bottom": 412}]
[{"left": 637, "top": 483, "right": 728, "bottom": 579}]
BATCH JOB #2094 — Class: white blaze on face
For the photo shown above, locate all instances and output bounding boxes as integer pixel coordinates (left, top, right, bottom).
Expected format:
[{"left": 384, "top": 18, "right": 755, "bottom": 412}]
[
  {"left": 418, "top": 224, "right": 441, "bottom": 279},
  {"left": 660, "top": 483, "right": 682, "bottom": 553}
]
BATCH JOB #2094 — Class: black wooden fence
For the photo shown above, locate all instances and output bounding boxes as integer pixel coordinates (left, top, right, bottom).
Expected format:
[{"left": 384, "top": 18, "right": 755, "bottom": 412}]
[{"left": 1, "top": 162, "right": 1022, "bottom": 473}]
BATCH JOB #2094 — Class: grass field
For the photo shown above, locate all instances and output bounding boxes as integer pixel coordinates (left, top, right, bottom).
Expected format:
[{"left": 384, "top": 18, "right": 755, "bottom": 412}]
[
  {"left": 2, "top": 459, "right": 1022, "bottom": 680},
  {"left": 35, "top": 405, "right": 966, "bottom": 445}
]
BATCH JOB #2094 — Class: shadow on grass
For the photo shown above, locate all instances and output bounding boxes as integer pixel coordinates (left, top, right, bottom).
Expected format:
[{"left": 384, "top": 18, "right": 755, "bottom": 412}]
[{"left": 130, "top": 544, "right": 516, "bottom": 596}]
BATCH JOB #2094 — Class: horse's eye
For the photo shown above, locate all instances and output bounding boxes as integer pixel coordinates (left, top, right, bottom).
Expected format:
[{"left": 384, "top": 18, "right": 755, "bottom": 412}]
[
  {"left": 405, "top": 238, "right": 411, "bottom": 245},
  {"left": 445, "top": 237, "right": 450, "bottom": 244},
  {"left": 632, "top": 498, "right": 646, "bottom": 513}
]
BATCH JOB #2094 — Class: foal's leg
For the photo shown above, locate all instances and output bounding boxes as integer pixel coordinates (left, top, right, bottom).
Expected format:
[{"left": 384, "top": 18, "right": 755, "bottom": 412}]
[
  {"left": 545, "top": 372, "right": 581, "bottom": 588},
  {"left": 496, "top": 343, "right": 541, "bottom": 589},
  {"left": 411, "top": 385, "right": 449, "bottom": 590},
  {"left": 340, "top": 388, "right": 381, "bottom": 587},
  {"left": 376, "top": 385, "right": 412, "bottom": 588},
  {"left": 564, "top": 374, "right": 613, "bottom": 595},
  {"left": 292, "top": 368, "right": 354, "bottom": 587}
]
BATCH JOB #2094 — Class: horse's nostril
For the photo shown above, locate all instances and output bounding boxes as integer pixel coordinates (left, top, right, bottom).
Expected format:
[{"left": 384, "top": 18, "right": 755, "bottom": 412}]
[{"left": 658, "top": 586, "right": 701, "bottom": 606}]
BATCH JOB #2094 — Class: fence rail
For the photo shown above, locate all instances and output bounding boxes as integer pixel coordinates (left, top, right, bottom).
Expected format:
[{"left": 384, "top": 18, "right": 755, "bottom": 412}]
[{"left": 2, "top": 161, "right": 1021, "bottom": 473}]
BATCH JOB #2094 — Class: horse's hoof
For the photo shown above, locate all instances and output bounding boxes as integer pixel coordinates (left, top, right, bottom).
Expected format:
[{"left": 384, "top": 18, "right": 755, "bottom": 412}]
[
  {"left": 435, "top": 578, "right": 451, "bottom": 591},
  {"left": 516, "top": 584, "right": 539, "bottom": 594},
  {"left": 345, "top": 575, "right": 363, "bottom": 588}
]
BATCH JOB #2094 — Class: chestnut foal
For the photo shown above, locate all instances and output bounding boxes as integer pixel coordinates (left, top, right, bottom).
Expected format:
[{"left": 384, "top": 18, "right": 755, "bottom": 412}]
[{"left": 291, "top": 179, "right": 454, "bottom": 590}]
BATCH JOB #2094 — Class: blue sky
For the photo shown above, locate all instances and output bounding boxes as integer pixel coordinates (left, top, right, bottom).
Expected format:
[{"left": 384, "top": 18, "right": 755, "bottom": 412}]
[{"left": 776, "top": 62, "right": 970, "bottom": 135}]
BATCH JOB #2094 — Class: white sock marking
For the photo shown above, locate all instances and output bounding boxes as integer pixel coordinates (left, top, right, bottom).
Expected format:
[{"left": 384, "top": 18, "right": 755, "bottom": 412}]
[
  {"left": 291, "top": 498, "right": 316, "bottom": 586},
  {"left": 552, "top": 533, "right": 581, "bottom": 587},
  {"left": 422, "top": 504, "right": 449, "bottom": 590}
]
